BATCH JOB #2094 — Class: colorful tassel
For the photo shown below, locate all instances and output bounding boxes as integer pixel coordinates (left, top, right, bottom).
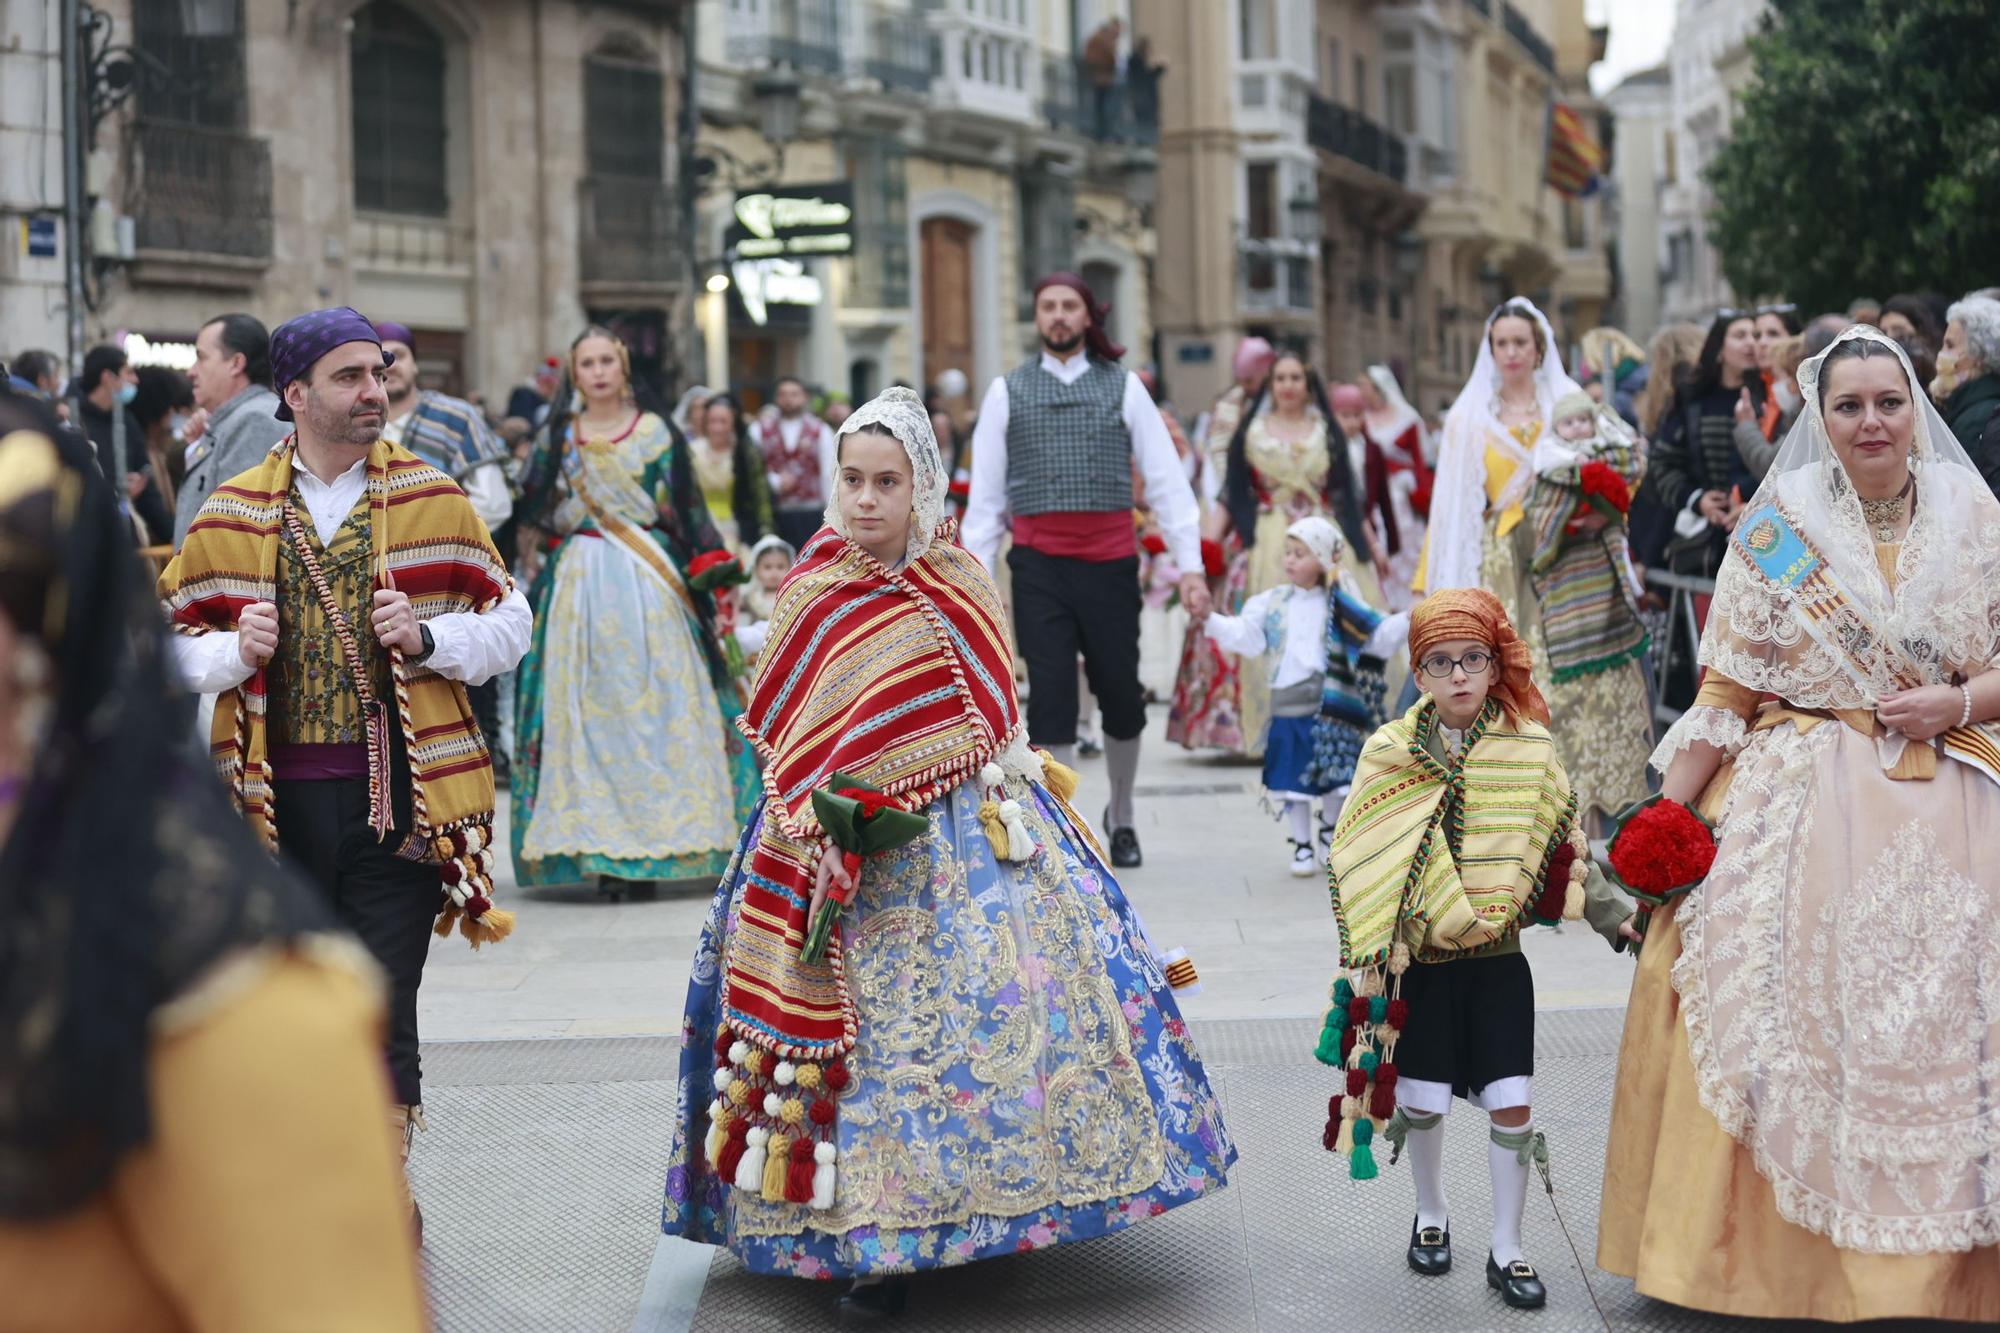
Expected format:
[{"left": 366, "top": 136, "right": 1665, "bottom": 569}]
[
  {"left": 761, "top": 1132, "right": 792, "bottom": 1201},
  {"left": 1040, "top": 753, "right": 1081, "bottom": 803},
  {"left": 1335, "top": 1115, "right": 1355, "bottom": 1155},
  {"left": 1370, "top": 1084, "right": 1397, "bottom": 1120},
  {"left": 810, "top": 1141, "right": 838, "bottom": 1209},
  {"left": 1350, "top": 1142, "right": 1378, "bottom": 1180},
  {"left": 703, "top": 1100, "right": 727, "bottom": 1165},
  {"left": 1386, "top": 999, "right": 1408, "bottom": 1030},
  {"left": 716, "top": 1120, "right": 749, "bottom": 1182},
  {"left": 734, "top": 1127, "right": 769, "bottom": 1193},
  {"left": 1346, "top": 1068, "right": 1366, "bottom": 1097},
  {"left": 785, "top": 1138, "right": 817, "bottom": 1203}
]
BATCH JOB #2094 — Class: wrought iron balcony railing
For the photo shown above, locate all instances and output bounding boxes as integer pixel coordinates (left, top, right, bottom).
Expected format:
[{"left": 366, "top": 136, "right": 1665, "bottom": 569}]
[{"left": 128, "top": 118, "right": 272, "bottom": 260}]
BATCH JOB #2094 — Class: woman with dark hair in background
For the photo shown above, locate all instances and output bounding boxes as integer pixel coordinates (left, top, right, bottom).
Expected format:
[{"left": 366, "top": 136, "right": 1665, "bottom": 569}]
[
  {"left": 695, "top": 393, "right": 776, "bottom": 553},
  {"left": 511, "top": 327, "right": 759, "bottom": 896},
  {"left": 1877, "top": 294, "right": 1943, "bottom": 360},
  {"left": 129, "top": 365, "right": 194, "bottom": 509},
  {"left": 1168, "top": 348, "right": 1387, "bottom": 757},
  {"left": 0, "top": 396, "right": 425, "bottom": 1328},
  {"left": 1650, "top": 311, "right": 1767, "bottom": 575}
]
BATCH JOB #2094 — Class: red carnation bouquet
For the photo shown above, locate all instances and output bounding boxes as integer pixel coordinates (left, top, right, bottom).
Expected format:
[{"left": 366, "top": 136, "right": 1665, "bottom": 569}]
[
  {"left": 1199, "top": 537, "right": 1227, "bottom": 579},
  {"left": 799, "top": 775, "right": 929, "bottom": 964},
  {"left": 1603, "top": 794, "right": 1717, "bottom": 950},
  {"left": 1578, "top": 460, "right": 1633, "bottom": 518},
  {"left": 687, "top": 548, "right": 748, "bottom": 594}
]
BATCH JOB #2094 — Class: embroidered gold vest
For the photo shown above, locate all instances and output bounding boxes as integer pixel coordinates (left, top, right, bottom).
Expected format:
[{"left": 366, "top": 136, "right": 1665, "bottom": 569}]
[{"left": 267, "top": 487, "right": 393, "bottom": 746}]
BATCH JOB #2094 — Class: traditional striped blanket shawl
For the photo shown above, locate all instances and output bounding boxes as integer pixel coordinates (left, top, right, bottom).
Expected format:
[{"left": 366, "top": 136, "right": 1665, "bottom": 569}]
[
  {"left": 1524, "top": 447, "right": 1648, "bottom": 681},
  {"left": 722, "top": 521, "right": 1019, "bottom": 1059},
  {"left": 1328, "top": 699, "right": 1575, "bottom": 966},
  {"left": 158, "top": 436, "right": 517, "bottom": 942},
  {"left": 399, "top": 390, "right": 509, "bottom": 480}
]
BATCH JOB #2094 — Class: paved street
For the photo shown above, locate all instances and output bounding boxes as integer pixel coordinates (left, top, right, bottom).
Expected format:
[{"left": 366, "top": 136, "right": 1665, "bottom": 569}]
[{"left": 404, "top": 717, "right": 1797, "bottom": 1333}]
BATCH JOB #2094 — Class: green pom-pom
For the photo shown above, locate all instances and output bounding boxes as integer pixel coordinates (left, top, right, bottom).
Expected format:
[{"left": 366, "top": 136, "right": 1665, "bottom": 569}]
[
  {"left": 1369, "top": 995, "right": 1388, "bottom": 1024},
  {"left": 1325, "top": 1006, "right": 1348, "bottom": 1032},
  {"left": 1350, "top": 1143, "right": 1378, "bottom": 1180},
  {"left": 1333, "top": 978, "right": 1355, "bottom": 1007},
  {"left": 1359, "top": 1049, "right": 1380, "bottom": 1075},
  {"left": 1352, "top": 1117, "right": 1374, "bottom": 1146}
]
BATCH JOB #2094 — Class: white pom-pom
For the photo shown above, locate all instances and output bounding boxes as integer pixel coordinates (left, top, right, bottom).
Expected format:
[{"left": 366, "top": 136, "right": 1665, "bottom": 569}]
[
  {"left": 980, "top": 763, "right": 1006, "bottom": 789},
  {"left": 727, "top": 1040, "right": 749, "bottom": 1065},
  {"left": 774, "top": 1061, "right": 796, "bottom": 1086},
  {"left": 746, "top": 1126, "right": 769, "bottom": 1145},
  {"left": 814, "top": 1141, "right": 837, "bottom": 1164},
  {"left": 762, "top": 1092, "right": 783, "bottom": 1117},
  {"left": 713, "top": 1069, "right": 733, "bottom": 1093}
]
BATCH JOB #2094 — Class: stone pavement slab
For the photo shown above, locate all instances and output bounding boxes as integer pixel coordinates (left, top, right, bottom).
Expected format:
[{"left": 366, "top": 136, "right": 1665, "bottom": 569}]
[{"left": 409, "top": 1011, "right": 1817, "bottom": 1333}]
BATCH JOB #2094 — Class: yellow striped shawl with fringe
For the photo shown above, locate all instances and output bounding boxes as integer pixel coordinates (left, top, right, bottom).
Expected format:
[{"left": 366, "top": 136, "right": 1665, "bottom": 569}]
[{"left": 1328, "top": 699, "right": 1575, "bottom": 966}]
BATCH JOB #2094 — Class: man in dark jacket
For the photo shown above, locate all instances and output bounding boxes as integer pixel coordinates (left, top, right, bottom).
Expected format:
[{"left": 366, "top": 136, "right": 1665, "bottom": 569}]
[
  {"left": 76, "top": 343, "right": 173, "bottom": 543},
  {"left": 1936, "top": 295, "right": 2000, "bottom": 498}
]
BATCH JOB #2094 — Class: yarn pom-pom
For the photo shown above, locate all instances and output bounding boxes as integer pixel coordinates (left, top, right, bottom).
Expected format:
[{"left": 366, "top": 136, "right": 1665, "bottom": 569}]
[
  {"left": 727, "top": 1040, "right": 749, "bottom": 1065},
  {"left": 774, "top": 1061, "right": 797, "bottom": 1086},
  {"left": 823, "top": 1062, "right": 851, "bottom": 1093}
]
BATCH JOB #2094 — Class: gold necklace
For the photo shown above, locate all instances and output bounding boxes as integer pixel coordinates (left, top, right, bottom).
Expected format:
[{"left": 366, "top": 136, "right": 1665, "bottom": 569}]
[{"left": 1859, "top": 475, "right": 1914, "bottom": 542}]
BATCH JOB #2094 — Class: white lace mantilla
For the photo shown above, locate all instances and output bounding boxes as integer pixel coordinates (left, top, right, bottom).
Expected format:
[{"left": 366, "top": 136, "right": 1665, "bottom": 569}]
[{"left": 1673, "top": 721, "right": 2000, "bottom": 1254}]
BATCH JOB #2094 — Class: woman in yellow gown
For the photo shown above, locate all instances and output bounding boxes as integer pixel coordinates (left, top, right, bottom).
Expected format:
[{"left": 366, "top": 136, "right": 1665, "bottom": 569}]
[
  {"left": 1424, "top": 299, "right": 1652, "bottom": 824},
  {"left": 1600, "top": 328, "right": 2000, "bottom": 1322},
  {"left": 0, "top": 408, "right": 424, "bottom": 1331}
]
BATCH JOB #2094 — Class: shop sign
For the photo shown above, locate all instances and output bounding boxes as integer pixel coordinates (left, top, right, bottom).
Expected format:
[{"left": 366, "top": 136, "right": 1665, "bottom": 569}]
[
  {"left": 731, "top": 256, "right": 823, "bottom": 327},
  {"left": 727, "top": 183, "right": 855, "bottom": 260},
  {"left": 123, "top": 332, "right": 197, "bottom": 371}
]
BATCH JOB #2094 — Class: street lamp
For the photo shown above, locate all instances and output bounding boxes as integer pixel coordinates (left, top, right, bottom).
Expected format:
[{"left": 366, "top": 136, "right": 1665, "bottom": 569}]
[{"left": 751, "top": 68, "right": 802, "bottom": 147}]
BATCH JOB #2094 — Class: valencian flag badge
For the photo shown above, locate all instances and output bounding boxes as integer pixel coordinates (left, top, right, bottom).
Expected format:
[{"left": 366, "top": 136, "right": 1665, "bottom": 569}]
[{"left": 1545, "top": 100, "right": 1606, "bottom": 199}]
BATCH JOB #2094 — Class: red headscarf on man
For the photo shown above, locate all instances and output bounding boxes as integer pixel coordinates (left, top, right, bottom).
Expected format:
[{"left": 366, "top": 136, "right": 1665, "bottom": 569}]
[{"left": 1033, "top": 271, "right": 1125, "bottom": 363}]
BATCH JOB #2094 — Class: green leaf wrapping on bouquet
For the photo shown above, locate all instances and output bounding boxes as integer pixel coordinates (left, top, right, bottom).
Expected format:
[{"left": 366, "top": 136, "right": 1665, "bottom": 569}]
[{"left": 809, "top": 772, "right": 930, "bottom": 854}]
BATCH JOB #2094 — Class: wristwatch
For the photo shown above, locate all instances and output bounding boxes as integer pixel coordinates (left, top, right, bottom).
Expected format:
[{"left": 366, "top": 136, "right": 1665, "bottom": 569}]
[{"left": 411, "top": 622, "right": 436, "bottom": 665}]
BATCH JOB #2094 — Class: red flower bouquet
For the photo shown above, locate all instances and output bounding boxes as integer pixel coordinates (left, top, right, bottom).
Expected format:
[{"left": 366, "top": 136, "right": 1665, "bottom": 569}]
[
  {"left": 799, "top": 774, "right": 929, "bottom": 964},
  {"left": 1578, "top": 460, "right": 1633, "bottom": 519},
  {"left": 1603, "top": 794, "right": 1717, "bottom": 949},
  {"left": 687, "top": 549, "right": 748, "bottom": 593},
  {"left": 1200, "top": 537, "right": 1227, "bottom": 579},
  {"left": 1141, "top": 531, "right": 1169, "bottom": 556}
]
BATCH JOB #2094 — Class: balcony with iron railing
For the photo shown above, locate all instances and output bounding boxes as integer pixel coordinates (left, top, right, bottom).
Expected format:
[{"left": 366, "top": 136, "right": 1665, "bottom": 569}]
[
  {"left": 1039, "top": 54, "right": 1159, "bottom": 144},
  {"left": 578, "top": 174, "right": 679, "bottom": 289},
  {"left": 1306, "top": 94, "right": 1409, "bottom": 185},
  {"left": 725, "top": 0, "right": 844, "bottom": 76},
  {"left": 127, "top": 118, "right": 272, "bottom": 261},
  {"left": 1238, "top": 239, "right": 1315, "bottom": 318},
  {"left": 865, "top": 5, "right": 930, "bottom": 92}
]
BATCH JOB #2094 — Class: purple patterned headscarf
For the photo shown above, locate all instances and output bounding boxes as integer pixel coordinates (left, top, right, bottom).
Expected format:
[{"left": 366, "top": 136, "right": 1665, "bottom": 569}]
[{"left": 268, "top": 306, "right": 393, "bottom": 421}]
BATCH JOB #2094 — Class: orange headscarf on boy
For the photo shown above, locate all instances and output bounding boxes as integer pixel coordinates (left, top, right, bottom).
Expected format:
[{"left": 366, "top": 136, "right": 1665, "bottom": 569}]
[{"left": 1407, "top": 588, "right": 1550, "bottom": 727}]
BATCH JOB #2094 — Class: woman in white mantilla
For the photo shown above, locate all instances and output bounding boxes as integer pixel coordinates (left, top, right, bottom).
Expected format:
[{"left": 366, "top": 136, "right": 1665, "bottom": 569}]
[{"left": 1599, "top": 327, "right": 2000, "bottom": 1321}]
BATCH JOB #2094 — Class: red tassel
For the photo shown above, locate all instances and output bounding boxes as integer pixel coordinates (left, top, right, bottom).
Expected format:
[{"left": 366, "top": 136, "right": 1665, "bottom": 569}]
[
  {"left": 786, "top": 1159, "right": 816, "bottom": 1202},
  {"left": 1376, "top": 1063, "right": 1398, "bottom": 1089},
  {"left": 1341, "top": 1026, "right": 1357, "bottom": 1059},
  {"left": 1370, "top": 1084, "right": 1397, "bottom": 1119},
  {"left": 1322, "top": 1116, "right": 1342, "bottom": 1152},
  {"left": 714, "top": 1030, "right": 733, "bottom": 1058},
  {"left": 1326, "top": 1094, "right": 1341, "bottom": 1118},
  {"left": 1386, "top": 999, "right": 1408, "bottom": 1030},
  {"left": 716, "top": 1127, "right": 748, "bottom": 1181},
  {"left": 1346, "top": 1068, "right": 1366, "bottom": 1097}
]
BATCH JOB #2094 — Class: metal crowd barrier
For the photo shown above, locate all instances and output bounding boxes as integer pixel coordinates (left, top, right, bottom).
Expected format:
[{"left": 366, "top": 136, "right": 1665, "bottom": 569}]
[{"left": 1640, "top": 565, "right": 1717, "bottom": 728}]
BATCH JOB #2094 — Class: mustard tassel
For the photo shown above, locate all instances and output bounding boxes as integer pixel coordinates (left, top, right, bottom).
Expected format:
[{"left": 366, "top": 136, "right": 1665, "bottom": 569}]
[
  {"left": 703, "top": 1101, "right": 727, "bottom": 1166},
  {"left": 1039, "top": 752, "right": 1081, "bottom": 804},
  {"left": 761, "top": 1132, "right": 792, "bottom": 1201},
  {"left": 459, "top": 905, "right": 517, "bottom": 949},
  {"left": 977, "top": 800, "right": 1011, "bottom": 859},
  {"left": 1563, "top": 874, "right": 1584, "bottom": 921}
]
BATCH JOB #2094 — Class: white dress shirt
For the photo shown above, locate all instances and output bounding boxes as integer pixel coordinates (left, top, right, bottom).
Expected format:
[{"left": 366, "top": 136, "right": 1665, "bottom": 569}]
[
  {"left": 170, "top": 456, "right": 534, "bottom": 693},
  {"left": 383, "top": 410, "right": 515, "bottom": 532},
  {"left": 962, "top": 351, "right": 1202, "bottom": 575}
]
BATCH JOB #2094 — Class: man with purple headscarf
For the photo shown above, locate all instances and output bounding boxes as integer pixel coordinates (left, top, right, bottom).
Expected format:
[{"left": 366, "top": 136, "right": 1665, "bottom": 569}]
[{"left": 965, "top": 272, "right": 1209, "bottom": 868}]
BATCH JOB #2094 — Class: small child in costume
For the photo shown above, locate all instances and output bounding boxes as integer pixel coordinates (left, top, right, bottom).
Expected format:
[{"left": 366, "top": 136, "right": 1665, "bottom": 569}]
[
  {"left": 732, "top": 533, "right": 797, "bottom": 662},
  {"left": 1200, "top": 516, "right": 1407, "bottom": 876},
  {"left": 1522, "top": 392, "right": 1650, "bottom": 683},
  {"left": 1318, "top": 589, "right": 1639, "bottom": 1311}
]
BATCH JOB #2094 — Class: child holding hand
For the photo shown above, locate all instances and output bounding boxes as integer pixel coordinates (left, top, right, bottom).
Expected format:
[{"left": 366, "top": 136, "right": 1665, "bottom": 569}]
[{"left": 1198, "top": 516, "right": 1406, "bottom": 875}]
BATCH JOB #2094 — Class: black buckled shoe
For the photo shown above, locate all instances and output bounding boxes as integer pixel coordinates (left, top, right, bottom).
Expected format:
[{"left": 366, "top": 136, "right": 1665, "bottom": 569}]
[
  {"left": 1406, "top": 1217, "right": 1451, "bottom": 1275},
  {"left": 1104, "top": 807, "right": 1143, "bottom": 868},
  {"left": 837, "top": 1275, "right": 910, "bottom": 1323},
  {"left": 1487, "top": 1253, "right": 1547, "bottom": 1309}
]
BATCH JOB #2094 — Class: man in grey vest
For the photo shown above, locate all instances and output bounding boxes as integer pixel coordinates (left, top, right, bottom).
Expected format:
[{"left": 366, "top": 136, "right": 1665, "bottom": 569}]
[{"left": 965, "top": 272, "right": 1209, "bottom": 867}]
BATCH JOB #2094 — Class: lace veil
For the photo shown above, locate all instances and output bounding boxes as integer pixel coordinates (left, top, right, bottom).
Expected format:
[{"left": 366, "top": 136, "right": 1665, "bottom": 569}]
[
  {"left": 1425, "top": 299, "right": 1582, "bottom": 591},
  {"left": 1697, "top": 325, "right": 2000, "bottom": 710},
  {"left": 823, "top": 386, "right": 947, "bottom": 565}
]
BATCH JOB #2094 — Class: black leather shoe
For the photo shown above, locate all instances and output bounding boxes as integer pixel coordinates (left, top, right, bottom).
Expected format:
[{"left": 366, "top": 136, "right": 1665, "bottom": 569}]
[
  {"left": 837, "top": 1276, "right": 909, "bottom": 1323},
  {"left": 1109, "top": 827, "right": 1143, "bottom": 868},
  {"left": 1406, "top": 1217, "right": 1451, "bottom": 1275},
  {"left": 1487, "top": 1253, "right": 1547, "bottom": 1309}
]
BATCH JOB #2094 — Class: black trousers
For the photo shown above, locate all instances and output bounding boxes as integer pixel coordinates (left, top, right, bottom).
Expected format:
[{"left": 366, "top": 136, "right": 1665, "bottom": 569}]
[
  {"left": 275, "top": 775, "right": 440, "bottom": 1106},
  {"left": 1008, "top": 546, "right": 1145, "bottom": 745}
]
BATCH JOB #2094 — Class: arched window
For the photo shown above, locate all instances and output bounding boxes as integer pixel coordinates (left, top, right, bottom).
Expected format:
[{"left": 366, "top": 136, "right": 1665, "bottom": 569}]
[{"left": 350, "top": 2, "right": 449, "bottom": 216}]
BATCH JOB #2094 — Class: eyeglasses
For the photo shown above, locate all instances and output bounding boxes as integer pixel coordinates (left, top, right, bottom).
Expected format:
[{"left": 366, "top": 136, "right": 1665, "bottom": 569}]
[{"left": 1418, "top": 650, "right": 1493, "bottom": 679}]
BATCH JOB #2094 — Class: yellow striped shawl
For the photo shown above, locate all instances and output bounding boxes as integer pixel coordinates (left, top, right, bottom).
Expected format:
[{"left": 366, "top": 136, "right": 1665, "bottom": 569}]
[
  {"left": 1328, "top": 699, "right": 1575, "bottom": 966},
  {"left": 159, "top": 437, "right": 515, "bottom": 939}
]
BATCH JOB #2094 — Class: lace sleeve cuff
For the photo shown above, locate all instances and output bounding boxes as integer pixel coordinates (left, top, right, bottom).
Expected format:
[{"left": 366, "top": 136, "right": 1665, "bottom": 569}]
[{"left": 1649, "top": 706, "right": 1749, "bottom": 776}]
